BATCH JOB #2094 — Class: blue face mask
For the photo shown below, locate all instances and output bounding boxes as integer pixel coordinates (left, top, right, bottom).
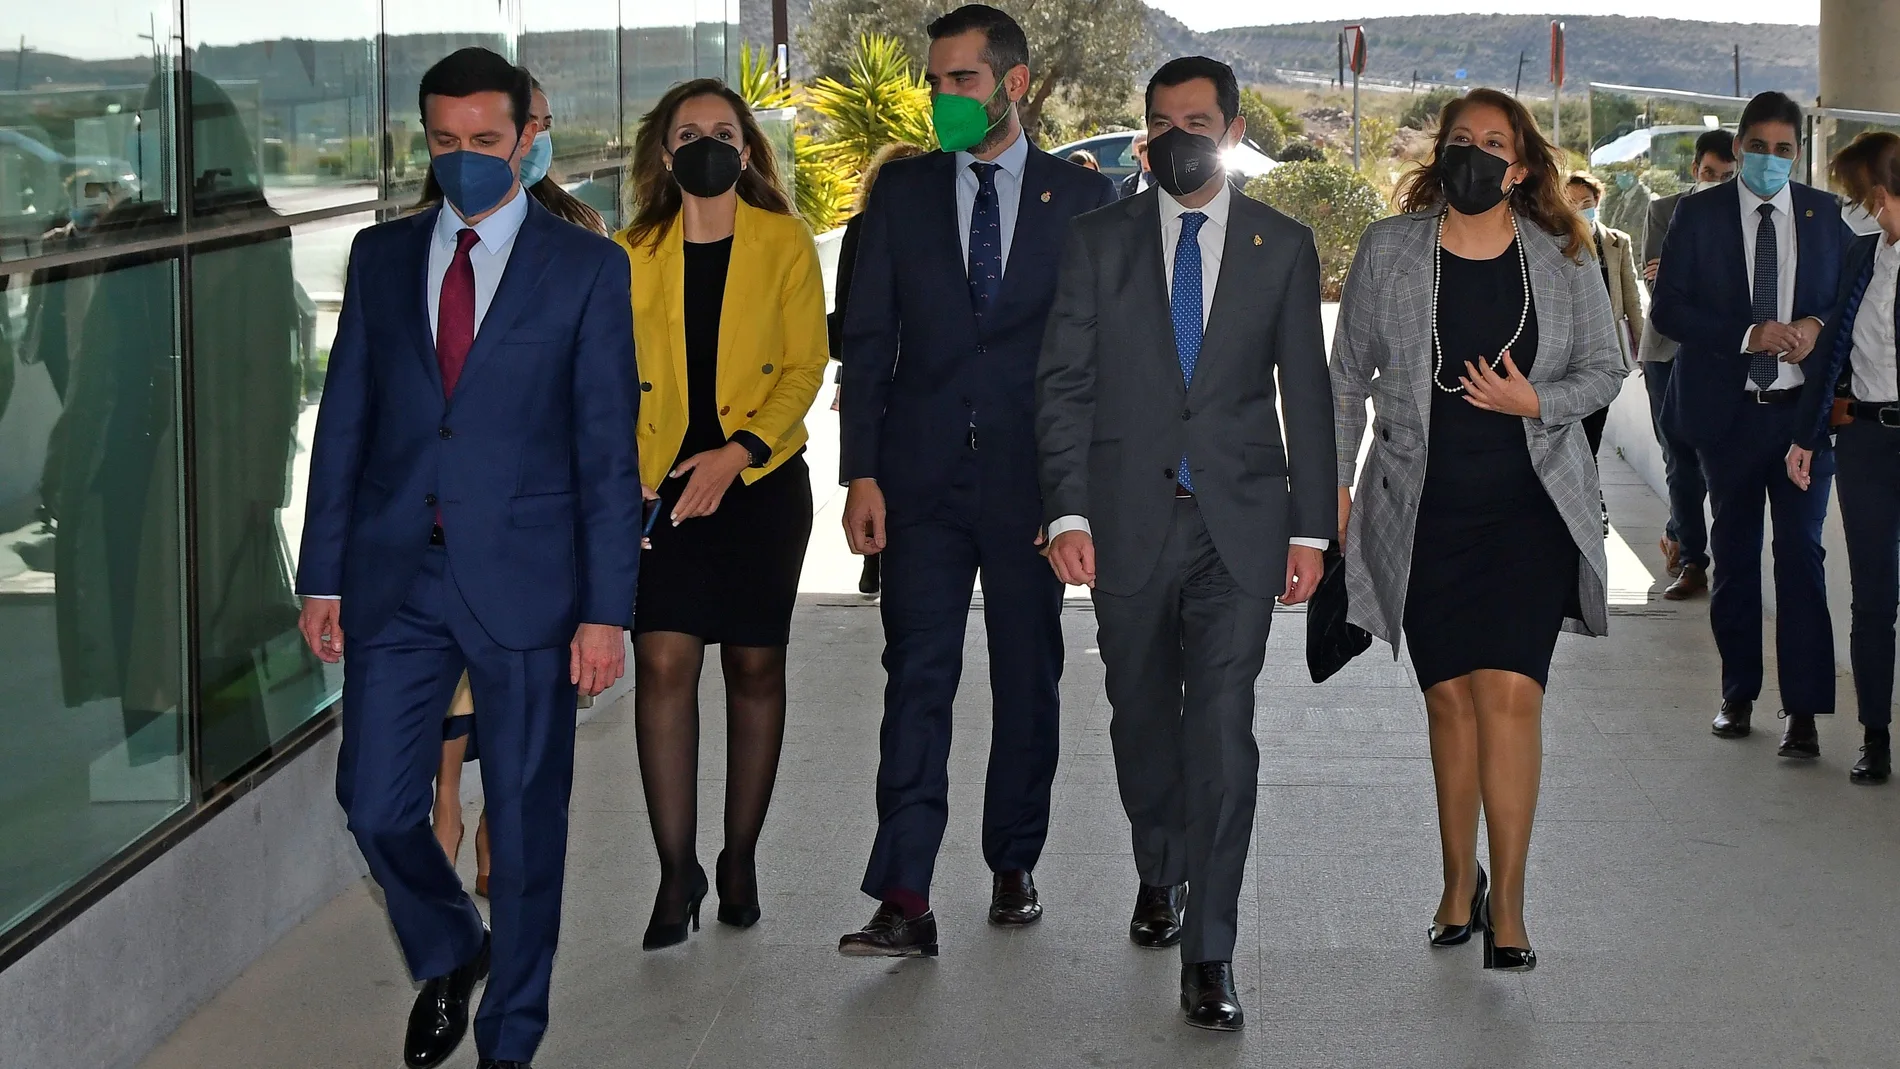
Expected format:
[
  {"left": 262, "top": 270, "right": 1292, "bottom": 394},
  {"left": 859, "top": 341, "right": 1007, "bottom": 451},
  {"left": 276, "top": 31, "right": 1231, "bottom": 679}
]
[
  {"left": 432, "top": 142, "right": 522, "bottom": 219},
  {"left": 1741, "top": 151, "right": 1794, "bottom": 198},
  {"left": 1580, "top": 206, "right": 1598, "bottom": 224},
  {"left": 520, "top": 131, "right": 553, "bottom": 188}
]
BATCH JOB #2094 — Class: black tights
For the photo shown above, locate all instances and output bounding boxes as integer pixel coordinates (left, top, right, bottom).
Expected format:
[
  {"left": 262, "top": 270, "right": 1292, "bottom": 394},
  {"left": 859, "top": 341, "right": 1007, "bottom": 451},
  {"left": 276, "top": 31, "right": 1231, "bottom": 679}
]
[{"left": 634, "top": 632, "right": 788, "bottom": 922}]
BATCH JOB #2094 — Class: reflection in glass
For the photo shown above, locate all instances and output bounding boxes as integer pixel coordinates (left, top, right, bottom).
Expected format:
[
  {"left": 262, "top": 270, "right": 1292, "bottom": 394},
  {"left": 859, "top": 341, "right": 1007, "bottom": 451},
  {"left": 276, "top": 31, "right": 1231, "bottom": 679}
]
[
  {"left": 385, "top": 1, "right": 514, "bottom": 198},
  {"left": 188, "top": 0, "right": 381, "bottom": 213},
  {"left": 0, "top": 2, "right": 182, "bottom": 262},
  {"left": 0, "top": 249, "right": 186, "bottom": 934},
  {"left": 520, "top": 1, "right": 620, "bottom": 228}
]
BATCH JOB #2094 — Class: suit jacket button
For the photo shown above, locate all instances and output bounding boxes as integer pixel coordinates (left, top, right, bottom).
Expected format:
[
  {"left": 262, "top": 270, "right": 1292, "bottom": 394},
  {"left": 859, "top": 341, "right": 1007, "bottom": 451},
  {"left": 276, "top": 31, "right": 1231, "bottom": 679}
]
[
  {"left": 1383, "top": 477, "right": 1390, "bottom": 490},
  {"left": 720, "top": 405, "right": 731, "bottom": 415},
  {"left": 1164, "top": 468, "right": 1175, "bottom": 479},
  {"left": 746, "top": 410, "right": 757, "bottom": 417},
  {"left": 1181, "top": 408, "right": 1191, "bottom": 421},
  {"left": 762, "top": 363, "right": 774, "bottom": 374},
  {"left": 1381, "top": 427, "right": 1389, "bottom": 441},
  {"left": 425, "top": 494, "right": 438, "bottom": 506},
  {"left": 976, "top": 345, "right": 988, "bottom": 354},
  {"left": 641, "top": 381, "right": 653, "bottom": 392},
  {"left": 439, "top": 427, "right": 453, "bottom": 439}
]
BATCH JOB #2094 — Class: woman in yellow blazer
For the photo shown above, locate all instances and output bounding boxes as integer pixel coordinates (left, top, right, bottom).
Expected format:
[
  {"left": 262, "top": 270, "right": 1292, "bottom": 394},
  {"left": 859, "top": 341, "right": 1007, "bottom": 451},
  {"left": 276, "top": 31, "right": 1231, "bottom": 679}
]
[{"left": 617, "top": 79, "right": 826, "bottom": 952}]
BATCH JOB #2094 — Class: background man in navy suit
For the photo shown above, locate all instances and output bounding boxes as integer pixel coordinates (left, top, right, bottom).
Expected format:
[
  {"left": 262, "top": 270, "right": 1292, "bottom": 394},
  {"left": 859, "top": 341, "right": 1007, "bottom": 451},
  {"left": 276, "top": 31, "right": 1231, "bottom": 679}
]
[
  {"left": 837, "top": 4, "right": 1117, "bottom": 957},
  {"left": 295, "top": 49, "right": 639, "bottom": 1069},
  {"left": 1652, "top": 91, "right": 1850, "bottom": 761}
]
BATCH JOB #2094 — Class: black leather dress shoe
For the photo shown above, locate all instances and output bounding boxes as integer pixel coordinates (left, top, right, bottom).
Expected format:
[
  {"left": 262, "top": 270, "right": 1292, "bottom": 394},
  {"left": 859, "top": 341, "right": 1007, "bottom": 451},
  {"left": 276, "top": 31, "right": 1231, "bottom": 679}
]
[
  {"left": 1130, "top": 883, "right": 1186, "bottom": 949},
  {"left": 1778, "top": 712, "right": 1820, "bottom": 759},
  {"left": 1851, "top": 736, "right": 1891, "bottom": 785},
  {"left": 989, "top": 870, "right": 1042, "bottom": 926},
  {"left": 1180, "top": 961, "right": 1243, "bottom": 1031},
  {"left": 405, "top": 929, "right": 490, "bottom": 1068},
  {"left": 1711, "top": 700, "right": 1752, "bottom": 739},
  {"left": 476, "top": 1061, "right": 530, "bottom": 1069},
  {"left": 839, "top": 904, "right": 939, "bottom": 957}
]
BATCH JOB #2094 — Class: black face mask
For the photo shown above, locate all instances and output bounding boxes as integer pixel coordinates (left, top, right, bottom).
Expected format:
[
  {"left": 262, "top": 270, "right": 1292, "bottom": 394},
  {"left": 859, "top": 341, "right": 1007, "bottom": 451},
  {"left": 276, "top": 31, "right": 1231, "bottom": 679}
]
[
  {"left": 670, "top": 137, "right": 743, "bottom": 199},
  {"left": 1439, "top": 143, "right": 1513, "bottom": 216},
  {"left": 1146, "top": 127, "right": 1224, "bottom": 199}
]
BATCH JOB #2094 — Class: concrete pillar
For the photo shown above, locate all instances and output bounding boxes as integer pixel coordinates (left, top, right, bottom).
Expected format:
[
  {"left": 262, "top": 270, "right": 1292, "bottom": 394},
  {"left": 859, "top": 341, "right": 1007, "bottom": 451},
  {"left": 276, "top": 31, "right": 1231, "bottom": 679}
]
[{"left": 1820, "top": 0, "right": 1900, "bottom": 112}]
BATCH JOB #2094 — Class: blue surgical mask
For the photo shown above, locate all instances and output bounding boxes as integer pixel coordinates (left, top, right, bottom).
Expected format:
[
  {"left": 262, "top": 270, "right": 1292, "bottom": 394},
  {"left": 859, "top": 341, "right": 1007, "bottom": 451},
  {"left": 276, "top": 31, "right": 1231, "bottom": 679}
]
[
  {"left": 520, "top": 131, "right": 553, "bottom": 188},
  {"left": 1741, "top": 151, "right": 1794, "bottom": 198},
  {"left": 432, "top": 144, "right": 520, "bottom": 219},
  {"left": 1580, "top": 206, "right": 1598, "bottom": 225}
]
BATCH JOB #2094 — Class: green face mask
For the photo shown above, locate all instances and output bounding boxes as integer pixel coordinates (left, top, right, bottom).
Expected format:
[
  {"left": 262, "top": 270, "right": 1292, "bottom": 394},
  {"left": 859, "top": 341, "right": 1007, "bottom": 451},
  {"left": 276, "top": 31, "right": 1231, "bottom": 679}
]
[{"left": 932, "top": 80, "right": 1007, "bottom": 153}]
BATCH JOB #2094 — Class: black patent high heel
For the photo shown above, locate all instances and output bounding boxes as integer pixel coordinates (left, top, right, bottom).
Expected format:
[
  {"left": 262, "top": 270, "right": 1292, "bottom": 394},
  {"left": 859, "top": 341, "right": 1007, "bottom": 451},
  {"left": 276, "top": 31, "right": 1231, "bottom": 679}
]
[
  {"left": 1478, "top": 892, "right": 1537, "bottom": 971},
  {"left": 1428, "top": 863, "right": 1488, "bottom": 947},
  {"left": 715, "top": 849, "right": 762, "bottom": 929},
  {"left": 642, "top": 863, "right": 708, "bottom": 951}
]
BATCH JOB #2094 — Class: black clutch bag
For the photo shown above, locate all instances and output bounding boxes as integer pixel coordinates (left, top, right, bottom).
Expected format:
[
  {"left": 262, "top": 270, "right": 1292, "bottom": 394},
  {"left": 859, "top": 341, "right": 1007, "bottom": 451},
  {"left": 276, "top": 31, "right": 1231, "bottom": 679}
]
[{"left": 1306, "top": 544, "right": 1372, "bottom": 684}]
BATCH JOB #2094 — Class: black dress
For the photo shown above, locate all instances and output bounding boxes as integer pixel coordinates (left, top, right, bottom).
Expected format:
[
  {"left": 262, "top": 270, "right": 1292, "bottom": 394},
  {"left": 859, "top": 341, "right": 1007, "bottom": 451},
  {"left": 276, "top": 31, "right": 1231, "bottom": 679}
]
[
  {"left": 633, "top": 236, "right": 814, "bottom": 646},
  {"left": 1401, "top": 240, "right": 1580, "bottom": 692}
]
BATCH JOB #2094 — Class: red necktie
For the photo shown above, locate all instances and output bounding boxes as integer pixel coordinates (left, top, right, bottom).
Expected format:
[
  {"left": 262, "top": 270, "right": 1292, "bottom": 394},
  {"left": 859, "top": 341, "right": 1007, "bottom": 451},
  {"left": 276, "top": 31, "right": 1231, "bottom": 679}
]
[{"left": 437, "top": 228, "right": 479, "bottom": 397}]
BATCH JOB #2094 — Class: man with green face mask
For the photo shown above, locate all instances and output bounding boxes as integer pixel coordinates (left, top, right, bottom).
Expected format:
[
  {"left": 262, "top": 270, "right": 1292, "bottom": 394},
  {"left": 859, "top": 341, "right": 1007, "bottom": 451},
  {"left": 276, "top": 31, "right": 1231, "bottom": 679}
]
[{"left": 838, "top": 3, "right": 1117, "bottom": 960}]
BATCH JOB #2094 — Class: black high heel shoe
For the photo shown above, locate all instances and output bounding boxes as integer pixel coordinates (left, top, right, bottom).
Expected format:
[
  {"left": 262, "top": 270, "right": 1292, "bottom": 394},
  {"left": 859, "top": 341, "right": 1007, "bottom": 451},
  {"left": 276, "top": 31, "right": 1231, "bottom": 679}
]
[
  {"left": 642, "top": 864, "right": 708, "bottom": 951},
  {"left": 1478, "top": 894, "right": 1537, "bottom": 971},
  {"left": 715, "top": 849, "right": 762, "bottom": 929},
  {"left": 1428, "top": 864, "right": 1488, "bottom": 947}
]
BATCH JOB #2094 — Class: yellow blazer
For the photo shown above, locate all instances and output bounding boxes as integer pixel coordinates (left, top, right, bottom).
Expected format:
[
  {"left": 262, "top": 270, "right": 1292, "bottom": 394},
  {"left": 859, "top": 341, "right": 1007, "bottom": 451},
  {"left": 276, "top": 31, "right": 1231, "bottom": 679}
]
[{"left": 618, "top": 199, "right": 828, "bottom": 489}]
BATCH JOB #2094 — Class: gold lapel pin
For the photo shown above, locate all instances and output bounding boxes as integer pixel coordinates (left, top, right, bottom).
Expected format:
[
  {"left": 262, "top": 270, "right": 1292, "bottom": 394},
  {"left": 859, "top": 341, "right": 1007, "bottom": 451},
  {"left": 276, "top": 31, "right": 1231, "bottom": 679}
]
[
  {"left": 1805, "top": 209, "right": 1815, "bottom": 217},
  {"left": 1040, "top": 190, "right": 1051, "bottom": 203},
  {"left": 1253, "top": 234, "right": 1263, "bottom": 246}
]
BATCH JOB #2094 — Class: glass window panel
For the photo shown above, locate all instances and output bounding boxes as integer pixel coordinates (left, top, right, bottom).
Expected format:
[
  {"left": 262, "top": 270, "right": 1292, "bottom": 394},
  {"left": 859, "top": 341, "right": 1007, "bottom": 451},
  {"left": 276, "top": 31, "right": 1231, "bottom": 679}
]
[
  {"left": 0, "top": 2, "right": 183, "bottom": 262},
  {"left": 188, "top": 210, "right": 362, "bottom": 786},
  {"left": 624, "top": 3, "right": 697, "bottom": 127},
  {"left": 385, "top": 1, "right": 518, "bottom": 202},
  {"left": 521, "top": 1, "right": 621, "bottom": 230},
  {"left": 0, "top": 249, "right": 187, "bottom": 936},
  {"left": 185, "top": 2, "right": 381, "bottom": 214}
]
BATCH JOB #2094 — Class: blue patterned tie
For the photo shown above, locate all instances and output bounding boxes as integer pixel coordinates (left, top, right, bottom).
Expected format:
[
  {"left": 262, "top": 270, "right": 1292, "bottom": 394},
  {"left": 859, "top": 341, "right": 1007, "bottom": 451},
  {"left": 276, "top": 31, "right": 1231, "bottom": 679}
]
[
  {"left": 1749, "top": 202, "right": 1781, "bottom": 390},
  {"left": 968, "top": 162, "right": 1002, "bottom": 320},
  {"left": 1173, "top": 212, "right": 1207, "bottom": 493}
]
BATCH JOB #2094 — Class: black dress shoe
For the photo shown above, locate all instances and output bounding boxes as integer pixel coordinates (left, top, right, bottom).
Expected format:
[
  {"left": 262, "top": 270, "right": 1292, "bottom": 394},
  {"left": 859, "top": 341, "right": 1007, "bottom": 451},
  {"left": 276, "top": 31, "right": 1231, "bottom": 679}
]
[
  {"left": 988, "top": 870, "right": 1043, "bottom": 926},
  {"left": 405, "top": 929, "right": 490, "bottom": 1069},
  {"left": 477, "top": 1062, "right": 530, "bottom": 1069},
  {"left": 1428, "top": 864, "right": 1488, "bottom": 947},
  {"left": 1712, "top": 700, "right": 1753, "bottom": 739},
  {"left": 839, "top": 904, "right": 939, "bottom": 957},
  {"left": 1851, "top": 734, "right": 1891, "bottom": 785},
  {"left": 1180, "top": 961, "right": 1244, "bottom": 1031},
  {"left": 1777, "top": 712, "right": 1820, "bottom": 759},
  {"left": 1130, "top": 882, "right": 1186, "bottom": 949}
]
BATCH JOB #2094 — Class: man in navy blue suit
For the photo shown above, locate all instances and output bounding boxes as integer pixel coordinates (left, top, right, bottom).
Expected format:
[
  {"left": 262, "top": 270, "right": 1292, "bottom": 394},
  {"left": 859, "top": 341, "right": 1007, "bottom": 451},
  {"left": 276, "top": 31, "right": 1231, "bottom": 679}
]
[
  {"left": 1652, "top": 91, "right": 1850, "bottom": 760},
  {"left": 295, "top": 49, "right": 639, "bottom": 1069},
  {"left": 837, "top": 4, "right": 1117, "bottom": 957}
]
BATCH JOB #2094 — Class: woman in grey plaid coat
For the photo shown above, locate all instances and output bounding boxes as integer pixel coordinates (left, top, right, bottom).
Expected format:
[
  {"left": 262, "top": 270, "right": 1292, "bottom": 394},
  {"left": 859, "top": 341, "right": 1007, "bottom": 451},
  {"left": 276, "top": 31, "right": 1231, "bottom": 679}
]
[{"left": 1331, "top": 89, "right": 1626, "bottom": 972}]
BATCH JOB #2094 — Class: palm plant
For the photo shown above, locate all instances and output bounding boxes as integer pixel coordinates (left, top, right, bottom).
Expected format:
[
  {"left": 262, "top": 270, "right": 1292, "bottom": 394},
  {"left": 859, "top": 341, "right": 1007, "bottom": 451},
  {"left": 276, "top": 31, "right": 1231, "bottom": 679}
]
[
  {"left": 805, "top": 34, "right": 936, "bottom": 175},
  {"left": 792, "top": 133, "right": 856, "bottom": 232},
  {"left": 737, "top": 42, "right": 795, "bottom": 113}
]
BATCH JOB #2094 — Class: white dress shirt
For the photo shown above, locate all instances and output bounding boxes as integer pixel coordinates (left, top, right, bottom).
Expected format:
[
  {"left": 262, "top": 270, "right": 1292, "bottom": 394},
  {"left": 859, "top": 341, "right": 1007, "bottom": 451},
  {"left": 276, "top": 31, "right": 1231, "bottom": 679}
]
[
  {"left": 1048, "top": 180, "right": 1327, "bottom": 552},
  {"left": 1737, "top": 179, "right": 1805, "bottom": 391},
  {"left": 308, "top": 187, "right": 530, "bottom": 600},
  {"left": 1851, "top": 235, "right": 1900, "bottom": 403},
  {"left": 955, "top": 129, "right": 1029, "bottom": 275}
]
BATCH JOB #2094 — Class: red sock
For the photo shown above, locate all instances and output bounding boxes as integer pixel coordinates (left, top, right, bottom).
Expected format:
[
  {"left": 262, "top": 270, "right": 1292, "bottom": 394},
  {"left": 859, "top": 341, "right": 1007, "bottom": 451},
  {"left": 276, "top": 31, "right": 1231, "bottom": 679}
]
[{"left": 884, "top": 888, "right": 930, "bottom": 920}]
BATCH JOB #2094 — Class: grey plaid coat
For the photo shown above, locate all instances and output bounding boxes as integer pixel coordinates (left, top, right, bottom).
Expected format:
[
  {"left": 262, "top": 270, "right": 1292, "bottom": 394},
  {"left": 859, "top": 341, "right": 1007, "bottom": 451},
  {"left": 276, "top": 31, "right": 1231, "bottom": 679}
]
[{"left": 1331, "top": 208, "right": 1627, "bottom": 652}]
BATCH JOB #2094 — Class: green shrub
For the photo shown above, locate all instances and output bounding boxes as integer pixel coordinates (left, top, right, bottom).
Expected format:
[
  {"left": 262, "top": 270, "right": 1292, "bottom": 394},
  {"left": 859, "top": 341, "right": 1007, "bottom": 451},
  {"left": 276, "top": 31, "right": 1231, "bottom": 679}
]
[
  {"left": 1401, "top": 87, "right": 1464, "bottom": 131},
  {"left": 1277, "top": 140, "right": 1327, "bottom": 164},
  {"left": 1239, "top": 87, "right": 1288, "bottom": 157},
  {"left": 1245, "top": 161, "right": 1390, "bottom": 300},
  {"left": 805, "top": 34, "right": 936, "bottom": 175}
]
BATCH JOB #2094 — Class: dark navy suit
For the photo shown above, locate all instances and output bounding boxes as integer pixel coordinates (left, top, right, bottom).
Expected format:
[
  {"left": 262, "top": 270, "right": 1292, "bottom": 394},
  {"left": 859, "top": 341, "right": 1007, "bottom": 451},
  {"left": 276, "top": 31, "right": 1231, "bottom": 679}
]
[
  {"left": 841, "top": 143, "right": 1116, "bottom": 901},
  {"left": 1652, "top": 179, "right": 1849, "bottom": 715},
  {"left": 297, "top": 197, "right": 639, "bottom": 1061}
]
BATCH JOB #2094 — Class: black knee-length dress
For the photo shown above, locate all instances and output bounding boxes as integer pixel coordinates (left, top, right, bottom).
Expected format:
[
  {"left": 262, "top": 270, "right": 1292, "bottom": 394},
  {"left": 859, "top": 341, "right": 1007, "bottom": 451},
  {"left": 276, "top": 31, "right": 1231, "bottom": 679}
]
[
  {"left": 1402, "top": 240, "right": 1580, "bottom": 692},
  {"left": 633, "top": 236, "right": 813, "bottom": 647}
]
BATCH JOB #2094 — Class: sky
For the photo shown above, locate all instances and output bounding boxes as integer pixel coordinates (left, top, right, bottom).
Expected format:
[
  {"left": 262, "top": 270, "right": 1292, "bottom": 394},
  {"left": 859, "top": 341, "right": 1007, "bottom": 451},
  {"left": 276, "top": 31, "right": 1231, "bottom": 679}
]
[{"left": 1149, "top": 0, "right": 1820, "bottom": 31}]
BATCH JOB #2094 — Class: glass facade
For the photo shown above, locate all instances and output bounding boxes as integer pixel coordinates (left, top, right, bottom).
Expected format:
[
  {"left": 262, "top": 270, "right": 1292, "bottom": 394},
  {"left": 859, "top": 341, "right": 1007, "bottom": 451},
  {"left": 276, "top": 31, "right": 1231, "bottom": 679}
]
[{"left": 0, "top": 0, "right": 738, "bottom": 941}]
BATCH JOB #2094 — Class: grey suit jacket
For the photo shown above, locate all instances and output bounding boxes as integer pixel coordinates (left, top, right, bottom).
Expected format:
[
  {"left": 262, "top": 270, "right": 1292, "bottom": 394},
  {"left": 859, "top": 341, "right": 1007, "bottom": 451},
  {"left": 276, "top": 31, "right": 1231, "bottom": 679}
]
[
  {"left": 1036, "top": 188, "right": 1336, "bottom": 599},
  {"left": 1639, "top": 192, "right": 1681, "bottom": 363},
  {"left": 1331, "top": 209, "right": 1627, "bottom": 649}
]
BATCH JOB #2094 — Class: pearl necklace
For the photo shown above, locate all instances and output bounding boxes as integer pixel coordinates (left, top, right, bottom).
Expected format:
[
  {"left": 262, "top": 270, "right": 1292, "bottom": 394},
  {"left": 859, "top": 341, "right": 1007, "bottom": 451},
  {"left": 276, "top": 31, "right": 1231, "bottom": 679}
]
[{"left": 1430, "top": 210, "right": 1531, "bottom": 395}]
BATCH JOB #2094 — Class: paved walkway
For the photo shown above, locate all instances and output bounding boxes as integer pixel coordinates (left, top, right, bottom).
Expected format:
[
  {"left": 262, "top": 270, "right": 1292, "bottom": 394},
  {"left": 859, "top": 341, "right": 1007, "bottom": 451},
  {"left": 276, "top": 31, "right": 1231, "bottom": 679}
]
[{"left": 140, "top": 455, "right": 1900, "bottom": 1069}]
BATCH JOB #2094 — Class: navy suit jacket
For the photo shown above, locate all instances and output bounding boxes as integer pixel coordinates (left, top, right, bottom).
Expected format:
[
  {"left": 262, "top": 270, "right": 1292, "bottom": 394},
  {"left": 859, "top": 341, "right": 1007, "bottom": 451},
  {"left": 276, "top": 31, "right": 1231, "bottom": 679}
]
[
  {"left": 296, "top": 199, "right": 641, "bottom": 651},
  {"left": 1651, "top": 179, "right": 1852, "bottom": 447},
  {"left": 839, "top": 145, "right": 1118, "bottom": 512},
  {"left": 1793, "top": 231, "right": 1893, "bottom": 449}
]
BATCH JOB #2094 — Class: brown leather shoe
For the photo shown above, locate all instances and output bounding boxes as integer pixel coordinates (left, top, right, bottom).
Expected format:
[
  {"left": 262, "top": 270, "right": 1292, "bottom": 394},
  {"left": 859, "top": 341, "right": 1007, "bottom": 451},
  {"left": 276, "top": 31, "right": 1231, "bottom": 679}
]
[
  {"left": 1660, "top": 537, "right": 1683, "bottom": 578},
  {"left": 839, "top": 904, "right": 939, "bottom": 957},
  {"left": 1664, "top": 563, "right": 1708, "bottom": 601},
  {"left": 988, "top": 870, "right": 1042, "bottom": 926}
]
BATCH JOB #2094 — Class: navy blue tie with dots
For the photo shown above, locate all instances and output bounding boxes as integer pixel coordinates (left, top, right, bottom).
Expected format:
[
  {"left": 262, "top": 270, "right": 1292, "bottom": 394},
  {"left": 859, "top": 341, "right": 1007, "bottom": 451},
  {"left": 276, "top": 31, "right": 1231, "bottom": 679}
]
[
  {"left": 1173, "top": 212, "right": 1208, "bottom": 493},
  {"left": 1749, "top": 202, "right": 1781, "bottom": 390},
  {"left": 968, "top": 162, "right": 1003, "bottom": 320}
]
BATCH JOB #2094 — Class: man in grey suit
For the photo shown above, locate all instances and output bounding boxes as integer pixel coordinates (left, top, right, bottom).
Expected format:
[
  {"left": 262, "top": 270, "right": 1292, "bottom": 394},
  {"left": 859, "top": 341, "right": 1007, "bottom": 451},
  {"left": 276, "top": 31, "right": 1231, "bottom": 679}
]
[
  {"left": 1638, "top": 129, "right": 1735, "bottom": 600},
  {"left": 1035, "top": 56, "right": 1334, "bottom": 1032}
]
